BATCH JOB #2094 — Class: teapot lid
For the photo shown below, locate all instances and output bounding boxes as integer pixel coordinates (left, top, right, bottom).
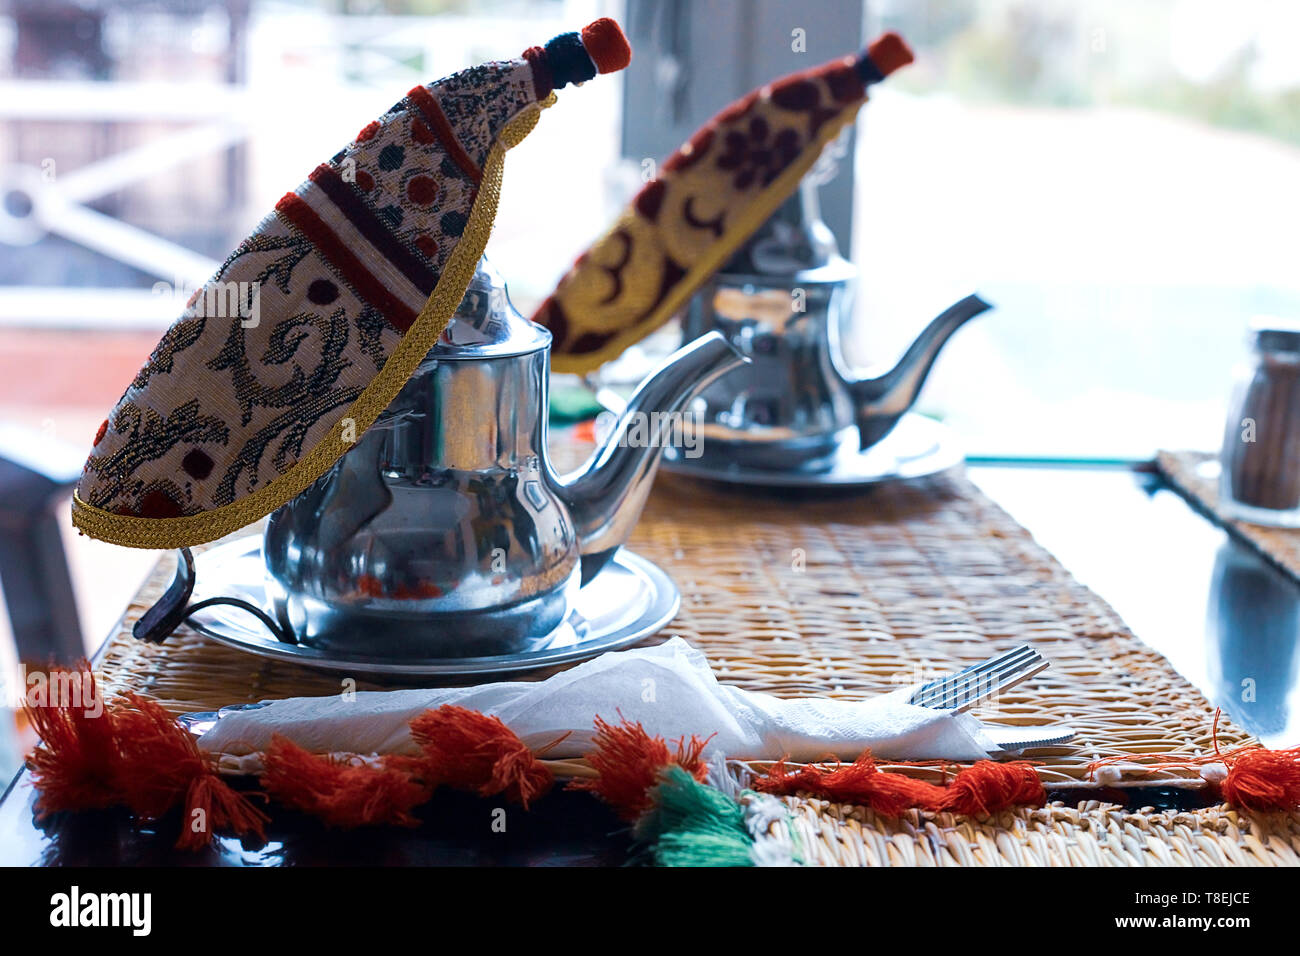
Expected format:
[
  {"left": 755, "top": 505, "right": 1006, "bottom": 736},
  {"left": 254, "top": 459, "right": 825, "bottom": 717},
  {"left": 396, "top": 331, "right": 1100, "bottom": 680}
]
[{"left": 431, "top": 256, "right": 551, "bottom": 359}]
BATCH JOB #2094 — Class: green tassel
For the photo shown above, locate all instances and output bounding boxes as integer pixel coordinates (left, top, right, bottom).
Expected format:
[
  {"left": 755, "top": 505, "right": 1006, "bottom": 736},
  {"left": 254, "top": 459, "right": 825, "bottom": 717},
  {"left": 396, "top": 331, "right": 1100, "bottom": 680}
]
[{"left": 635, "top": 766, "right": 755, "bottom": 867}]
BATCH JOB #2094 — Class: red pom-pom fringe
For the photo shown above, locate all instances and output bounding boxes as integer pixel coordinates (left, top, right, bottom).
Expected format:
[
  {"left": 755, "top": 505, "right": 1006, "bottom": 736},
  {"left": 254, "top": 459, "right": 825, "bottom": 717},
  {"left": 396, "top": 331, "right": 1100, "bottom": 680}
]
[
  {"left": 261, "top": 736, "right": 433, "bottom": 829},
  {"left": 26, "top": 686, "right": 561, "bottom": 846},
  {"left": 410, "top": 705, "right": 555, "bottom": 809},
  {"left": 24, "top": 666, "right": 121, "bottom": 817},
  {"left": 939, "top": 758, "right": 1045, "bottom": 816},
  {"left": 755, "top": 751, "right": 1045, "bottom": 818},
  {"left": 755, "top": 753, "right": 939, "bottom": 816},
  {"left": 34, "top": 667, "right": 1300, "bottom": 849},
  {"left": 569, "top": 715, "right": 712, "bottom": 821},
  {"left": 1219, "top": 748, "right": 1300, "bottom": 812},
  {"left": 113, "top": 693, "right": 269, "bottom": 849},
  {"left": 24, "top": 668, "right": 267, "bottom": 849}
]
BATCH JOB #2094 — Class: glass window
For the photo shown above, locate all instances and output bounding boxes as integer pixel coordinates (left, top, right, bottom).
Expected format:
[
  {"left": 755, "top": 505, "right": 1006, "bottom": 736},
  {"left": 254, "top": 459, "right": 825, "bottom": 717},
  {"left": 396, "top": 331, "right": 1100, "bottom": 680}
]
[{"left": 855, "top": 0, "right": 1300, "bottom": 459}]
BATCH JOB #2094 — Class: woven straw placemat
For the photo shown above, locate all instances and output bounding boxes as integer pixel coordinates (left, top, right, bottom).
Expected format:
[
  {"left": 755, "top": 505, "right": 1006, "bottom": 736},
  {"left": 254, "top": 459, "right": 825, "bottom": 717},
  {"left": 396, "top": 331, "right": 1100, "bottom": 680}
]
[
  {"left": 1159, "top": 449, "right": 1300, "bottom": 585},
  {"left": 90, "top": 448, "right": 1300, "bottom": 866}
]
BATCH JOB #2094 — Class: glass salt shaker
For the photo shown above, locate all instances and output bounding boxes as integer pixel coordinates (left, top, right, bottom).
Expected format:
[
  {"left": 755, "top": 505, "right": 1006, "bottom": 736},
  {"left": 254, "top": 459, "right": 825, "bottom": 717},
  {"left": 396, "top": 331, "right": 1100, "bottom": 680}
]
[{"left": 1220, "top": 318, "right": 1300, "bottom": 527}]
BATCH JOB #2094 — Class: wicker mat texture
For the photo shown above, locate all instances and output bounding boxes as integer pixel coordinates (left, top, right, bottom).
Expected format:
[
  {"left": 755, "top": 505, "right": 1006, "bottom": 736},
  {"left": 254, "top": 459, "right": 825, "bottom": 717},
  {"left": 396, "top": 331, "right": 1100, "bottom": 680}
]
[{"left": 89, "top": 455, "right": 1300, "bottom": 866}]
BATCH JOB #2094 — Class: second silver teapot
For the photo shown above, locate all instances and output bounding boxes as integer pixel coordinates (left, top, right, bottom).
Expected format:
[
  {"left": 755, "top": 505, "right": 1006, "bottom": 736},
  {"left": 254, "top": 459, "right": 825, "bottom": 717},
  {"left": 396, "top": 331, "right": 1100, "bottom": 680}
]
[
  {"left": 263, "top": 257, "right": 745, "bottom": 658},
  {"left": 680, "top": 178, "right": 990, "bottom": 472}
]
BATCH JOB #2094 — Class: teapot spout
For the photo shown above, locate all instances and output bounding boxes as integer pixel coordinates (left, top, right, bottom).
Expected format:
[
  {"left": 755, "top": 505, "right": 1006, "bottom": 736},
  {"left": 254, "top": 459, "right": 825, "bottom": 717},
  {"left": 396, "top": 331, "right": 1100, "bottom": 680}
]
[
  {"left": 847, "top": 293, "right": 991, "bottom": 449},
  {"left": 546, "top": 331, "right": 747, "bottom": 583}
]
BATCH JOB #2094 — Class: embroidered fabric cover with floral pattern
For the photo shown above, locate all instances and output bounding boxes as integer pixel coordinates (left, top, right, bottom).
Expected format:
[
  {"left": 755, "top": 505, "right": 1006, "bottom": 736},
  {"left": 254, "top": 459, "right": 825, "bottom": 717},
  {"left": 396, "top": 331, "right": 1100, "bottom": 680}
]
[
  {"left": 73, "top": 20, "right": 631, "bottom": 550},
  {"left": 534, "top": 33, "right": 912, "bottom": 374}
]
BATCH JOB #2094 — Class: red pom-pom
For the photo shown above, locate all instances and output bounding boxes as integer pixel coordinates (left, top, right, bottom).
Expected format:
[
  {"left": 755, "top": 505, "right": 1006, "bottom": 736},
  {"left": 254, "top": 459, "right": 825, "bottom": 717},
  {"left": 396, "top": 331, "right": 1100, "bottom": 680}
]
[
  {"left": 580, "top": 17, "right": 631, "bottom": 74},
  {"left": 756, "top": 751, "right": 1045, "bottom": 818},
  {"left": 410, "top": 705, "right": 554, "bottom": 808},
  {"left": 568, "top": 716, "right": 710, "bottom": 821},
  {"left": 1220, "top": 748, "right": 1300, "bottom": 812},
  {"left": 261, "top": 736, "right": 432, "bottom": 829},
  {"left": 24, "top": 670, "right": 266, "bottom": 850},
  {"left": 939, "top": 760, "right": 1045, "bottom": 816},
  {"left": 24, "top": 666, "right": 121, "bottom": 817},
  {"left": 756, "top": 752, "right": 946, "bottom": 816},
  {"left": 112, "top": 693, "right": 267, "bottom": 849},
  {"left": 866, "top": 32, "right": 913, "bottom": 77}
]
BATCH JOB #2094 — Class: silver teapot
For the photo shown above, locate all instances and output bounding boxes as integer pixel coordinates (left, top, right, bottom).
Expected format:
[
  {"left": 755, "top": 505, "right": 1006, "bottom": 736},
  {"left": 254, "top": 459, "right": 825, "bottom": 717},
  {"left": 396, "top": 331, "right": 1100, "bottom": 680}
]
[
  {"left": 679, "top": 178, "right": 990, "bottom": 472},
  {"left": 260, "top": 257, "right": 745, "bottom": 659}
]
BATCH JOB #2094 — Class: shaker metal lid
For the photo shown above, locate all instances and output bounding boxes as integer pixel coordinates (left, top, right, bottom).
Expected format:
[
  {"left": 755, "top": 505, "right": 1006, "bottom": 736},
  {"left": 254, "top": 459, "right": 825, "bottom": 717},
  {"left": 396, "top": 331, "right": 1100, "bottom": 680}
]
[{"left": 1250, "top": 316, "right": 1300, "bottom": 354}]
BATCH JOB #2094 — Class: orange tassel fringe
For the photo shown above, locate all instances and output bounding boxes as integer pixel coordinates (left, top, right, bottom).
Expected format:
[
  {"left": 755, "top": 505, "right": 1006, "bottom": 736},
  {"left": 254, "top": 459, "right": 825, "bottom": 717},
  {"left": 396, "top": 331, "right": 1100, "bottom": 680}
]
[
  {"left": 260, "top": 736, "right": 433, "bottom": 828},
  {"left": 113, "top": 693, "right": 269, "bottom": 850},
  {"left": 24, "top": 667, "right": 120, "bottom": 817},
  {"left": 755, "top": 751, "right": 1046, "bottom": 817},
  {"left": 938, "top": 758, "right": 1046, "bottom": 815},
  {"left": 27, "top": 677, "right": 1300, "bottom": 850},
  {"left": 410, "top": 705, "right": 556, "bottom": 808},
  {"left": 569, "top": 715, "right": 712, "bottom": 821},
  {"left": 1220, "top": 747, "right": 1300, "bottom": 812},
  {"left": 24, "top": 668, "right": 267, "bottom": 849}
]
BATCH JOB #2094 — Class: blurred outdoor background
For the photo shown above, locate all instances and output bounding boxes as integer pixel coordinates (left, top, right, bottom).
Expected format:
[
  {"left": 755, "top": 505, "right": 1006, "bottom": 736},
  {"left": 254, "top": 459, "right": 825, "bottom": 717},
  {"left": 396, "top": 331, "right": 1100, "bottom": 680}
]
[{"left": 1, "top": 0, "right": 1299, "bottom": 774}]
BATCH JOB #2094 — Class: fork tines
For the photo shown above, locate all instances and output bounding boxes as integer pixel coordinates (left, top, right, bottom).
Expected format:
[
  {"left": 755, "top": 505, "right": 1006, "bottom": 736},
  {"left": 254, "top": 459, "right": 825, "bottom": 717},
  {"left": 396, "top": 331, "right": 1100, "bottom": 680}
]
[{"left": 908, "top": 645, "right": 1046, "bottom": 712}]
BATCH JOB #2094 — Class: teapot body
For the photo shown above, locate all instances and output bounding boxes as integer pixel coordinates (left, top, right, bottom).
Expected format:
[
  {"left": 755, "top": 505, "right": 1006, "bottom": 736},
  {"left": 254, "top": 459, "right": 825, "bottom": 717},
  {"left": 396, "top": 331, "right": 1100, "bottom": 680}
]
[
  {"left": 677, "top": 177, "right": 862, "bottom": 471},
  {"left": 677, "top": 176, "right": 988, "bottom": 468},
  {"left": 264, "top": 345, "right": 580, "bottom": 657},
  {"left": 264, "top": 261, "right": 582, "bottom": 658},
  {"left": 262, "top": 257, "right": 750, "bottom": 659},
  {"left": 682, "top": 258, "right": 859, "bottom": 471}
]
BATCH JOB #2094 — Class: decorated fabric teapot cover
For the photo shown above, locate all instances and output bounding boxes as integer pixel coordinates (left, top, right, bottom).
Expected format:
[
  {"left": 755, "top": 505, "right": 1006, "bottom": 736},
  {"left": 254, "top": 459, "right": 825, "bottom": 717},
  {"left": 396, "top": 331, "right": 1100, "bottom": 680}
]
[
  {"left": 534, "top": 32, "right": 913, "bottom": 374},
  {"left": 72, "top": 19, "right": 631, "bottom": 550}
]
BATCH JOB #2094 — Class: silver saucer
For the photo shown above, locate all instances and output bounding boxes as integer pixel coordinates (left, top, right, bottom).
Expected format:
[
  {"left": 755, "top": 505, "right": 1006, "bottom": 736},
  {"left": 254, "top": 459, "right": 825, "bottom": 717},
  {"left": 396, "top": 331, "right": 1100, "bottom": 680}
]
[
  {"left": 185, "top": 538, "right": 680, "bottom": 677},
  {"left": 661, "top": 412, "right": 963, "bottom": 488}
]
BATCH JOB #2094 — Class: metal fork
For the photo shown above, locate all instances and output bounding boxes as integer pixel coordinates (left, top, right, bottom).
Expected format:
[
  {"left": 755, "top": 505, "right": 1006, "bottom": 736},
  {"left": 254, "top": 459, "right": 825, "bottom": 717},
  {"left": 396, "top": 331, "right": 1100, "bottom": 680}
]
[
  {"left": 908, "top": 645, "right": 1074, "bottom": 752},
  {"left": 907, "top": 645, "right": 1048, "bottom": 713},
  {"left": 982, "top": 724, "right": 1076, "bottom": 754}
]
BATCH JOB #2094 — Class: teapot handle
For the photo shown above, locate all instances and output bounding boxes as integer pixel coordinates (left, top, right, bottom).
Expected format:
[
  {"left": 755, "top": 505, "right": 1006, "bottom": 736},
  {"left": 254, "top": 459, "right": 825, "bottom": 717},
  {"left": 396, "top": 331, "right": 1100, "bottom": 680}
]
[{"left": 133, "top": 548, "right": 296, "bottom": 645}]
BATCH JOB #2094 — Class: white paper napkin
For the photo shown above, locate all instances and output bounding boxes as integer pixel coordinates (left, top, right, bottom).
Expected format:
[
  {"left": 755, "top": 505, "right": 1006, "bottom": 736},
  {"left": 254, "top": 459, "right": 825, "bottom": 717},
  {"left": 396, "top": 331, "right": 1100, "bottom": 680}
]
[{"left": 198, "top": 637, "right": 997, "bottom": 763}]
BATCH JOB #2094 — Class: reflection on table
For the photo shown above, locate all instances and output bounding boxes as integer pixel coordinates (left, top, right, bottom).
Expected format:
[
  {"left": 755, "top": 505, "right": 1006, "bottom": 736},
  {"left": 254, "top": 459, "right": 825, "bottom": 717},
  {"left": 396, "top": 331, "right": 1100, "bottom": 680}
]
[{"left": 1207, "top": 541, "right": 1300, "bottom": 740}]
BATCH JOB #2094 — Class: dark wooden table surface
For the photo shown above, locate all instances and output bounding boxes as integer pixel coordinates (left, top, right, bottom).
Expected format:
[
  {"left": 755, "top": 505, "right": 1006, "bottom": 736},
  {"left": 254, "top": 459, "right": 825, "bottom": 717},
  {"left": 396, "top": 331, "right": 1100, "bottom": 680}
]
[{"left": 3, "top": 462, "right": 1297, "bottom": 865}]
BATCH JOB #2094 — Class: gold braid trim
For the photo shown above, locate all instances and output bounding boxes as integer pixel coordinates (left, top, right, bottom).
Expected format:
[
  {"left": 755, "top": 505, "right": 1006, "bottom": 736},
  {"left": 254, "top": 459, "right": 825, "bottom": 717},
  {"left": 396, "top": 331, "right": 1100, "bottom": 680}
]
[
  {"left": 71, "top": 94, "right": 556, "bottom": 550},
  {"left": 549, "top": 98, "right": 866, "bottom": 375}
]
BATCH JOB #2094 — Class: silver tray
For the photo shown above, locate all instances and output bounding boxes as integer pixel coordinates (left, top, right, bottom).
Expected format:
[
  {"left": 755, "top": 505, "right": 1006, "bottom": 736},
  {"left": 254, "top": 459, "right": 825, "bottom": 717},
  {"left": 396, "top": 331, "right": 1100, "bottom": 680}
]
[
  {"left": 186, "top": 538, "right": 680, "bottom": 677},
  {"left": 661, "top": 412, "right": 963, "bottom": 488}
]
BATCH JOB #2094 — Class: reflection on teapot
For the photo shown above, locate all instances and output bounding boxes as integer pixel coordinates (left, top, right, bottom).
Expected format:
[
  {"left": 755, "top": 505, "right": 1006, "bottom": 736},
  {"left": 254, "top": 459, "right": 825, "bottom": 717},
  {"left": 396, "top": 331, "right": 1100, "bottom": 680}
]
[
  {"left": 1206, "top": 540, "right": 1300, "bottom": 739},
  {"left": 680, "top": 177, "right": 990, "bottom": 472},
  {"left": 263, "top": 257, "right": 747, "bottom": 658}
]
